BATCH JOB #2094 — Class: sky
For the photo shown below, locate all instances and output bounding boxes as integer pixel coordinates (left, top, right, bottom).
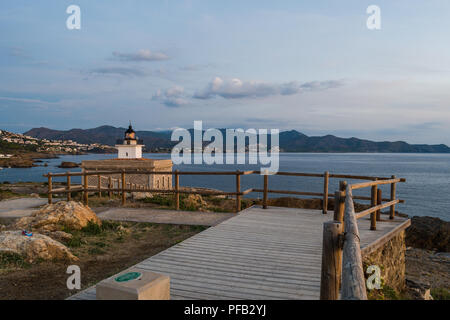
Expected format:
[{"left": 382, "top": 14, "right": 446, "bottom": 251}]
[{"left": 1, "top": 0, "right": 450, "bottom": 145}]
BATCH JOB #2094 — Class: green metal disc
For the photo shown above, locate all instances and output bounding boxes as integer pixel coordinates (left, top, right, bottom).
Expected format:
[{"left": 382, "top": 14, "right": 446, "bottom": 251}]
[{"left": 114, "top": 272, "right": 142, "bottom": 282}]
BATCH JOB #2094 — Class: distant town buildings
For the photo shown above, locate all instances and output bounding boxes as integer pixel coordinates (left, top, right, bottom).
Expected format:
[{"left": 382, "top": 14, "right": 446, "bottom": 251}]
[{"left": 0, "top": 129, "right": 113, "bottom": 153}]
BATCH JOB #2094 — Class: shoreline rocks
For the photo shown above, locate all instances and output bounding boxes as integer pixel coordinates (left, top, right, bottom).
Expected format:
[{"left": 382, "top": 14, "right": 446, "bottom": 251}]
[
  {"left": 406, "top": 216, "right": 450, "bottom": 252},
  {"left": 58, "top": 161, "right": 79, "bottom": 168}
]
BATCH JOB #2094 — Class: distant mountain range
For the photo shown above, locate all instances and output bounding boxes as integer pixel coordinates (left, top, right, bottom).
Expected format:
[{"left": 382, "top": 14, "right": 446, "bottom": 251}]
[{"left": 24, "top": 125, "right": 450, "bottom": 153}]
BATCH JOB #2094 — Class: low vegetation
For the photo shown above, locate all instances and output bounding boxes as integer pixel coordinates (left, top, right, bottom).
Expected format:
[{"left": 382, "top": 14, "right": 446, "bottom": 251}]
[{"left": 0, "top": 216, "right": 207, "bottom": 299}]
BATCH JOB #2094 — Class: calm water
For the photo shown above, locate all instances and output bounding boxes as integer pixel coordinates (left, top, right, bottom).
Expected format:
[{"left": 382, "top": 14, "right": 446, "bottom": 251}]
[{"left": 1, "top": 153, "right": 449, "bottom": 220}]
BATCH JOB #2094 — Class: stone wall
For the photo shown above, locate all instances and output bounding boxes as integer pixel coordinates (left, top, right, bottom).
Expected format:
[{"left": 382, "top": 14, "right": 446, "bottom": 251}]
[
  {"left": 362, "top": 230, "right": 406, "bottom": 293},
  {"left": 82, "top": 159, "right": 173, "bottom": 190}
]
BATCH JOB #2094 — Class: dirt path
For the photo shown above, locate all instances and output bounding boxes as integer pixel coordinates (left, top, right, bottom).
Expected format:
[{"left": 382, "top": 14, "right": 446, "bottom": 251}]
[
  {"left": 95, "top": 207, "right": 235, "bottom": 226},
  {"left": 0, "top": 198, "right": 48, "bottom": 218}
]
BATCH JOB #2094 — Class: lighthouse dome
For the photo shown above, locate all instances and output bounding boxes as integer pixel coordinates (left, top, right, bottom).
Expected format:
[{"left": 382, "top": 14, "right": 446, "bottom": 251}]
[{"left": 125, "top": 124, "right": 136, "bottom": 140}]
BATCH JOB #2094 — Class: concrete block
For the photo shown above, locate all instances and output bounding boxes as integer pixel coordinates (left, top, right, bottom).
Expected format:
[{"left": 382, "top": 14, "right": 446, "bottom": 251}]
[{"left": 96, "top": 268, "right": 170, "bottom": 300}]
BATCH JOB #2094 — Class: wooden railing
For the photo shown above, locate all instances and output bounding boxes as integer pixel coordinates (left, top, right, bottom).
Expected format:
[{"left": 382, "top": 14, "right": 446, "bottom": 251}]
[
  {"left": 43, "top": 170, "right": 404, "bottom": 214},
  {"left": 320, "top": 177, "right": 406, "bottom": 300}
]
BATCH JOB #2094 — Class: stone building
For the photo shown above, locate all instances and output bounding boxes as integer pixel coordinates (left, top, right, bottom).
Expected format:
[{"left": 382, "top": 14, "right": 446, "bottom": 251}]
[{"left": 81, "top": 123, "right": 173, "bottom": 189}]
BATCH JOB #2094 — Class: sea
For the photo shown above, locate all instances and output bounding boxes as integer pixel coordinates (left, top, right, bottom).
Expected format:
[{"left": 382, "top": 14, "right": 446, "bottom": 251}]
[{"left": 1, "top": 153, "right": 449, "bottom": 221}]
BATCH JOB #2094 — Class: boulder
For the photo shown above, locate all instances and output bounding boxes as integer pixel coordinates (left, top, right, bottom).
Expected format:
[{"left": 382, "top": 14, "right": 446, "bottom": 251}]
[
  {"left": 406, "top": 216, "right": 450, "bottom": 252},
  {"left": 58, "top": 161, "right": 79, "bottom": 168},
  {"left": 405, "top": 279, "right": 434, "bottom": 300},
  {"left": 132, "top": 192, "right": 153, "bottom": 200},
  {"left": 43, "top": 230, "right": 73, "bottom": 242},
  {"left": 0, "top": 230, "right": 78, "bottom": 263},
  {"left": 15, "top": 201, "right": 101, "bottom": 232}
]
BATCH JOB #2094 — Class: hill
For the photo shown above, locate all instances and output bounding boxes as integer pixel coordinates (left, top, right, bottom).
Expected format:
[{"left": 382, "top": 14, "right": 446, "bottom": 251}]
[{"left": 24, "top": 126, "right": 450, "bottom": 153}]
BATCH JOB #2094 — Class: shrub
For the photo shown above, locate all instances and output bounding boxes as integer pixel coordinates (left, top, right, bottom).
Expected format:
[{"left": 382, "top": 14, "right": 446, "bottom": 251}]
[
  {"left": 0, "top": 252, "right": 30, "bottom": 269},
  {"left": 431, "top": 288, "right": 450, "bottom": 300},
  {"left": 81, "top": 220, "right": 102, "bottom": 235},
  {"left": 66, "top": 235, "right": 83, "bottom": 247}
]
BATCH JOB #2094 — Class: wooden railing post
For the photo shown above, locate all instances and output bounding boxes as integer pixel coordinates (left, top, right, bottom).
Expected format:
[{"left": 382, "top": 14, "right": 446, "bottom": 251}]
[
  {"left": 370, "top": 184, "right": 378, "bottom": 230},
  {"left": 320, "top": 220, "right": 344, "bottom": 300},
  {"left": 236, "top": 170, "right": 241, "bottom": 213},
  {"left": 66, "top": 172, "right": 71, "bottom": 201},
  {"left": 108, "top": 176, "right": 112, "bottom": 199},
  {"left": 121, "top": 171, "right": 126, "bottom": 206},
  {"left": 323, "top": 171, "right": 329, "bottom": 214},
  {"left": 263, "top": 172, "right": 268, "bottom": 209},
  {"left": 390, "top": 175, "right": 396, "bottom": 219},
  {"left": 83, "top": 173, "right": 88, "bottom": 205},
  {"left": 47, "top": 174, "right": 52, "bottom": 204},
  {"left": 333, "top": 181, "right": 347, "bottom": 222},
  {"left": 175, "top": 170, "right": 180, "bottom": 210},
  {"left": 376, "top": 188, "right": 382, "bottom": 221}
]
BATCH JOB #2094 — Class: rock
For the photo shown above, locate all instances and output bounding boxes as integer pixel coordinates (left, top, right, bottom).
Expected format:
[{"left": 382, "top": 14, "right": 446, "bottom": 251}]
[
  {"left": 15, "top": 201, "right": 101, "bottom": 232},
  {"left": 117, "top": 225, "right": 130, "bottom": 235},
  {"left": 405, "top": 279, "right": 434, "bottom": 300},
  {"left": 30, "top": 193, "right": 40, "bottom": 198},
  {"left": 183, "top": 194, "right": 207, "bottom": 210},
  {"left": 132, "top": 192, "right": 153, "bottom": 200},
  {"left": 0, "top": 230, "right": 78, "bottom": 263},
  {"left": 43, "top": 231, "right": 73, "bottom": 242},
  {"left": 0, "top": 224, "right": 6, "bottom": 231},
  {"left": 58, "top": 161, "right": 79, "bottom": 168},
  {"left": 406, "top": 216, "right": 450, "bottom": 252}
]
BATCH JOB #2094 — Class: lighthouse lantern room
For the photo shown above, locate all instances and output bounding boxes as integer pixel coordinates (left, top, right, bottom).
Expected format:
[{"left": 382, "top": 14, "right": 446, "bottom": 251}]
[{"left": 115, "top": 123, "right": 143, "bottom": 159}]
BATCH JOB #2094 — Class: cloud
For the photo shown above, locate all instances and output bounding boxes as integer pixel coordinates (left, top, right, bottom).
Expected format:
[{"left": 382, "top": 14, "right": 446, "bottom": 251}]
[
  {"left": 152, "top": 86, "right": 188, "bottom": 107},
  {"left": 193, "top": 77, "right": 342, "bottom": 99},
  {"left": 112, "top": 49, "right": 169, "bottom": 62},
  {"left": 89, "top": 67, "right": 146, "bottom": 77},
  {"left": 9, "top": 47, "right": 29, "bottom": 59}
]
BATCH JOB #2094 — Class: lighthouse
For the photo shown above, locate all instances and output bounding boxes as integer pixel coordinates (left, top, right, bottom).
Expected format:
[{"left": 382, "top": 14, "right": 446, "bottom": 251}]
[
  {"left": 82, "top": 122, "right": 172, "bottom": 191},
  {"left": 115, "top": 123, "right": 143, "bottom": 159}
]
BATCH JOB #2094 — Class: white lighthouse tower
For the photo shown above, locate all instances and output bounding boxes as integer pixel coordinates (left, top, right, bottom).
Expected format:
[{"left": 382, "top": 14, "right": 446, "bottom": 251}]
[{"left": 115, "top": 123, "right": 143, "bottom": 159}]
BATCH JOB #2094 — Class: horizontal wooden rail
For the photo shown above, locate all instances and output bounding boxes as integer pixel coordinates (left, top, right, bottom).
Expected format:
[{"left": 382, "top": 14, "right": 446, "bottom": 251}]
[
  {"left": 354, "top": 199, "right": 401, "bottom": 219},
  {"left": 253, "top": 188, "right": 324, "bottom": 197},
  {"left": 351, "top": 178, "right": 405, "bottom": 190}
]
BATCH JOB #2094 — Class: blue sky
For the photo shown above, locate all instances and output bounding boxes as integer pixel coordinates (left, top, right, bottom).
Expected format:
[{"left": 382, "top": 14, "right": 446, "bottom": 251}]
[{"left": 1, "top": 0, "right": 450, "bottom": 145}]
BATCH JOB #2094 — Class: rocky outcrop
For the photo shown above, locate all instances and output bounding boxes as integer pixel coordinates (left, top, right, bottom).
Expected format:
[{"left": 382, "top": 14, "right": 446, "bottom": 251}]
[
  {"left": 0, "top": 230, "right": 78, "bottom": 263},
  {"left": 405, "top": 247, "right": 450, "bottom": 294},
  {"left": 42, "top": 230, "right": 73, "bottom": 242},
  {"left": 406, "top": 216, "right": 450, "bottom": 252},
  {"left": 15, "top": 201, "right": 101, "bottom": 232},
  {"left": 58, "top": 161, "right": 79, "bottom": 168},
  {"left": 406, "top": 279, "right": 434, "bottom": 300}
]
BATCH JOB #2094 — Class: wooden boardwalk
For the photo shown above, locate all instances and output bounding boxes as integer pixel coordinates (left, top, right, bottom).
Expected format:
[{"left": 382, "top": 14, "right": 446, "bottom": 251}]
[{"left": 69, "top": 206, "right": 410, "bottom": 300}]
